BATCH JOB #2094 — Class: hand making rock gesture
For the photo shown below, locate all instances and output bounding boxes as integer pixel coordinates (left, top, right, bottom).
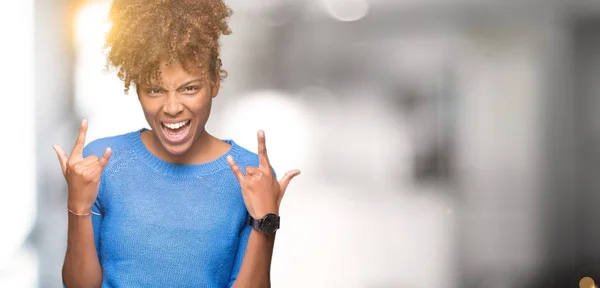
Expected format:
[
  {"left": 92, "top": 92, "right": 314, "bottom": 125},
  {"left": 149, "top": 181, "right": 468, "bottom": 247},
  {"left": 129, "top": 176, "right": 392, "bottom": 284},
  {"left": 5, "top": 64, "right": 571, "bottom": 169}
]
[
  {"left": 53, "top": 120, "right": 111, "bottom": 214},
  {"left": 226, "top": 130, "right": 300, "bottom": 218}
]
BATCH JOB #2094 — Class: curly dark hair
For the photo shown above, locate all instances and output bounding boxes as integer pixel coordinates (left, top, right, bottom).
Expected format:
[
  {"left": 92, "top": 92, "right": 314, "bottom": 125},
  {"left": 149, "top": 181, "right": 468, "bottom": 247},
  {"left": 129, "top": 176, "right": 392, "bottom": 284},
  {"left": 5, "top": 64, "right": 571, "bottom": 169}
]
[{"left": 104, "top": 0, "right": 232, "bottom": 93}]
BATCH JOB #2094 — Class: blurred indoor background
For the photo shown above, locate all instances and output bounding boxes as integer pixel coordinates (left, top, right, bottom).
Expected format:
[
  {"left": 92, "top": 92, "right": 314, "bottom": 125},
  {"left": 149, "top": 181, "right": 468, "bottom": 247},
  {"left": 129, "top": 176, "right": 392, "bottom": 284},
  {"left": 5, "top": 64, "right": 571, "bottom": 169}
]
[{"left": 2, "top": 0, "right": 600, "bottom": 287}]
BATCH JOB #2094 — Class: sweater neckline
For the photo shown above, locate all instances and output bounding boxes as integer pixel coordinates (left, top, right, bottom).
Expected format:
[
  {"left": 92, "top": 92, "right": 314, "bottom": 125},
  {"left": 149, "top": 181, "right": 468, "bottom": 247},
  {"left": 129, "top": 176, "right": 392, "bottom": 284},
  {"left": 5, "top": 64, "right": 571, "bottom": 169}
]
[{"left": 128, "top": 128, "right": 240, "bottom": 178}]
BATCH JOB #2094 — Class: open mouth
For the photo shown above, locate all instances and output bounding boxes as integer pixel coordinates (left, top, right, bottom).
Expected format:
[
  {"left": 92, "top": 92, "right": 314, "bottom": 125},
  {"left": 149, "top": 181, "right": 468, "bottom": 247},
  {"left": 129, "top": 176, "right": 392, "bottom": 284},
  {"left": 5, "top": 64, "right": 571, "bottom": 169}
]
[{"left": 160, "top": 120, "right": 191, "bottom": 144}]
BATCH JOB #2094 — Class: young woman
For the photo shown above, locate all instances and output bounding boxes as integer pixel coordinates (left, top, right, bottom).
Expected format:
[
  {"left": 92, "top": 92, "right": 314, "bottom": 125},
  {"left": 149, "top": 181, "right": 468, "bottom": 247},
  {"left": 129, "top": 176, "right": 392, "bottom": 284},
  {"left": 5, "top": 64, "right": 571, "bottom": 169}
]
[{"left": 53, "top": 0, "right": 300, "bottom": 287}]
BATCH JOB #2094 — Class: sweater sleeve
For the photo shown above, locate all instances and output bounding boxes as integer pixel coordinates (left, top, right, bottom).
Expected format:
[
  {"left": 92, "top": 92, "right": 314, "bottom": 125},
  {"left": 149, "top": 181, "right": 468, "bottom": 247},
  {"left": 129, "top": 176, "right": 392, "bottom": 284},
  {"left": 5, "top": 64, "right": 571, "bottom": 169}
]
[
  {"left": 90, "top": 193, "right": 104, "bottom": 262},
  {"left": 227, "top": 216, "right": 252, "bottom": 287}
]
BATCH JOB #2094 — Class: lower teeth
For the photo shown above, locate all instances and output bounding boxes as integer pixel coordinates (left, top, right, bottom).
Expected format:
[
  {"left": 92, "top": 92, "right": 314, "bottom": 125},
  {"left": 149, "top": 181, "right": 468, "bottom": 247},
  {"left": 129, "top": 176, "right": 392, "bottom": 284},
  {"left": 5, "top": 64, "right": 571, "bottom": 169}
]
[{"left": 164, "top": 124, "right": 188, "bottom": 140}]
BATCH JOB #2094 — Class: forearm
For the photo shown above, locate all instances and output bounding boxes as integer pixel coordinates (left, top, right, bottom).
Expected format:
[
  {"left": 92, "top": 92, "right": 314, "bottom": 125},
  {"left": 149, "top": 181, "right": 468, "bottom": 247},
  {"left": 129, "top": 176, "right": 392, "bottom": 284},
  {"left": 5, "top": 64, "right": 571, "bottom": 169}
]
[
  {"left": 232, "top": 230, "right": 276, "bottom": 288},
  {"left": 62, "top": 214, "right": 102, "bottom": 288}
]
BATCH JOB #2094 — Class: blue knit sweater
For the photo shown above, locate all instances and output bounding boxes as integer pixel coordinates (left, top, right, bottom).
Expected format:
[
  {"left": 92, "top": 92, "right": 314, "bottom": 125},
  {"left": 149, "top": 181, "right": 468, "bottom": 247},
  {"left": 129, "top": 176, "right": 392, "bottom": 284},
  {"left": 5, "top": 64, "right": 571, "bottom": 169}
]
[{"left": 82, "top": 128, "right": 257, "bottom": 287}]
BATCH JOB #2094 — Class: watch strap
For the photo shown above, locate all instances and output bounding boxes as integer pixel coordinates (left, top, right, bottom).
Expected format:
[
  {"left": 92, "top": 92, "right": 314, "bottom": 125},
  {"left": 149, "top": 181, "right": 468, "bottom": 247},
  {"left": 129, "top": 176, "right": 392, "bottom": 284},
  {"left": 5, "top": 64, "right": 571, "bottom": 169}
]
[{"left": 248, "top": 216, "right": 261, "bottom": 231}]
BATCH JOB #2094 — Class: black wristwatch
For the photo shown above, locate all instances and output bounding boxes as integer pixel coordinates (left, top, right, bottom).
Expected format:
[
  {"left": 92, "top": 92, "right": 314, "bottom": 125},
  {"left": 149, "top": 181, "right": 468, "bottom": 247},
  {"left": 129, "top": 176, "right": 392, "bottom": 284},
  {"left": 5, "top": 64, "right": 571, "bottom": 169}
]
[{"left": 248, "top": 213, "right": 280, "bottom": 234}]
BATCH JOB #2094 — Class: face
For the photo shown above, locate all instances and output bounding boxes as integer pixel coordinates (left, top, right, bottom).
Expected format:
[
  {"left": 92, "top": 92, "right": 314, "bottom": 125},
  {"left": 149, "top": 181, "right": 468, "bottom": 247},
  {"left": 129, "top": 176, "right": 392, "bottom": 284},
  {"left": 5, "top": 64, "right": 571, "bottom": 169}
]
[{"left": 137, "top": 61, "right": 220, "bottom": 156}]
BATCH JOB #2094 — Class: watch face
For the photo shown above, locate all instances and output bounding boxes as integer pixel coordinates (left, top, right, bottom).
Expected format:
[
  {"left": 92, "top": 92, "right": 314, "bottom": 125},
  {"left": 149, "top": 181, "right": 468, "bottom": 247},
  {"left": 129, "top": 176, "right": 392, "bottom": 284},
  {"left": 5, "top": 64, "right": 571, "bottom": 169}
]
[{"left": 260, "top": 214, "right": 280, "bottom": 234}]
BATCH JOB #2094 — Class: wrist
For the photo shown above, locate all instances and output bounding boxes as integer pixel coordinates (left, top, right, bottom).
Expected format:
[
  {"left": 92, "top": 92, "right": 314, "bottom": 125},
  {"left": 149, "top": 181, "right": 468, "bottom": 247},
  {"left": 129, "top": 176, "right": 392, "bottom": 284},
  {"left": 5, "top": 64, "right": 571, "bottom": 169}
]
[
  {"left": 251, "top": 204, "right": 279, "bottom": 218},
  {"left": 67, "top": 199, "right": 94, "bottom": 214},
  {"left": 67, "top": 204, "right": 92, "bottom": 213},
  {"left": 67, "top": 197, "right": 92, "bottom": 212},
  {"left": 251, "top": 211, "right": 279, "bottom": 219}
]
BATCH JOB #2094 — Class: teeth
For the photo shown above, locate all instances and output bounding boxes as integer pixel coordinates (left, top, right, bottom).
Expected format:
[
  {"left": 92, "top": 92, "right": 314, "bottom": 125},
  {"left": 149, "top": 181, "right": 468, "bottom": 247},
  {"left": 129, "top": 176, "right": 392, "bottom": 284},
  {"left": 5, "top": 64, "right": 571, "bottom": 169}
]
[{"left": 163, "top": 120, "right": 188, "bottom": 129}]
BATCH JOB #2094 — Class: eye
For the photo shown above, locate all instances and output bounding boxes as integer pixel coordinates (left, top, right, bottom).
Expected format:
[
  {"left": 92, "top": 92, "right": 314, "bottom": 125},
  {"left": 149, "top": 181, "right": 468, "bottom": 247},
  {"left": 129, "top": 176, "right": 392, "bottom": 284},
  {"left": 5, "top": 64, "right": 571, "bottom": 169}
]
[
  {"left": 183, "top": 86, "right": 199, "bottom": 93},
  {"left": 146, "top": 88, "right": 162, "bottom": 95}
]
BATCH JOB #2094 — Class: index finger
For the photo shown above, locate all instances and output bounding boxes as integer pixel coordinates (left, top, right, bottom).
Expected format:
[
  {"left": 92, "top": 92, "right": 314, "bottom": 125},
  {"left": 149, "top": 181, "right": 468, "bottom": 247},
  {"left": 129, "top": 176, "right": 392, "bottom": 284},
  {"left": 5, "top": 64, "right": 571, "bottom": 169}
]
[
  {"left": 257, "top": 130, "right": 271, "bottom": 169},
  {"left": 71, "top": 119, "right": 88, "bottom": 157}
]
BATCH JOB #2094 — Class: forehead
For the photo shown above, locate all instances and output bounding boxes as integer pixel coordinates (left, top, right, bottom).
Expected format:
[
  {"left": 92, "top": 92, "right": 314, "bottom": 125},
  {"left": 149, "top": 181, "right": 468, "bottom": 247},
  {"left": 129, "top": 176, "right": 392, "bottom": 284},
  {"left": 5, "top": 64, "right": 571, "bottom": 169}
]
[{"left": 149, "top": 61, "right": 209, "bottom": 86}]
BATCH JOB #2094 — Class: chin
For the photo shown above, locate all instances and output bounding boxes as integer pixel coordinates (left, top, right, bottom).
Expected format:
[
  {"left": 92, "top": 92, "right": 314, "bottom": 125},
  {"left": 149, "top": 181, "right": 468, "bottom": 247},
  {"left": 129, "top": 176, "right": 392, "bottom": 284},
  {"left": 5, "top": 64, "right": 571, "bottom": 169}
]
[{"left": 161, "top": 141, "right": 193, "bottom": 156}]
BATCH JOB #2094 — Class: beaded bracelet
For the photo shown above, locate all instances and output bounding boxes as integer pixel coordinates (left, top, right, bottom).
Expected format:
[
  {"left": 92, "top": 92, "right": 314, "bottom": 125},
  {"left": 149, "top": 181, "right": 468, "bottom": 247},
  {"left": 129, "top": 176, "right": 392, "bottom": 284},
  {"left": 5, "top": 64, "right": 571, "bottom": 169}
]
[{"left": 67, "top": 207, "right": 101, "bottom": 216}]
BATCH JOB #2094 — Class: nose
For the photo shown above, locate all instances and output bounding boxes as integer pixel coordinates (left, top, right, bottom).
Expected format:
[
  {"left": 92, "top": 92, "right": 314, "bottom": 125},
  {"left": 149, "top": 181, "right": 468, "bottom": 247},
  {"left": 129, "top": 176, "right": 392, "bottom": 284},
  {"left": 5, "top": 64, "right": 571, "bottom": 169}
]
[{"left": 162, "top": 93, "right": 184, "bottom": 117}]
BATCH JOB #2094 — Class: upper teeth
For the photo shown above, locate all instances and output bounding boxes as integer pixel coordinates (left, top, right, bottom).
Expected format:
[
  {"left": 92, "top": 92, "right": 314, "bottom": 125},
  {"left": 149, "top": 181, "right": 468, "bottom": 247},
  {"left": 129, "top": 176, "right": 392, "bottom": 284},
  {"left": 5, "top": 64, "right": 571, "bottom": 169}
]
[{"left": 164, "top": 121, "right": 188, "bottom": 129}]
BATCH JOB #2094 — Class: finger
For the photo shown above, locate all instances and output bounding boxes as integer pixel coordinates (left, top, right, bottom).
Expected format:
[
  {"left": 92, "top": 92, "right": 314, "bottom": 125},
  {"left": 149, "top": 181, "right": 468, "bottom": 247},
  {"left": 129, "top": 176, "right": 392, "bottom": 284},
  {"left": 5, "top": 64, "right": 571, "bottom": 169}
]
[
  {"left": 246, "top": 166, "right": 261, "bottom": 176},
  {"left": 99, "top": 147, "right": 112, "bottom": 168},
  {"left": 71, "top": 119, "right": 88, "bottom": 158},
  {"left": 77, "top": 154, "right": 100, "bottom": 168},
  {"left": 52, "top": 144, "right": 68, "bottom": 175},
  {"left": 84, "top": 160, "right": 104, "bottom": 178},
  {"left": 257, "top": 130, "right": 271, "bottom": 169},
  {"left": 279, "top": 169, "right": 301, "bottom": 194},
  {"left": 226, "top": 155, "right": 244, "bottom": 183}
]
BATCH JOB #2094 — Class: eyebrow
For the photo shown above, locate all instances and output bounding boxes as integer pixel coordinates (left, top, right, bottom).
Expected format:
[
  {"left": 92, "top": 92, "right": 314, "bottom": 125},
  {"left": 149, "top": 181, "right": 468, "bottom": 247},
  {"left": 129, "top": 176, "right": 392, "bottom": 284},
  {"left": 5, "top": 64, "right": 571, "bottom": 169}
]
[
  {"left": 148, "top": 79, "right": 202, "bottom": 91},
  {"left": 176, "top": 79, "right": 202, "bottom": 90}
]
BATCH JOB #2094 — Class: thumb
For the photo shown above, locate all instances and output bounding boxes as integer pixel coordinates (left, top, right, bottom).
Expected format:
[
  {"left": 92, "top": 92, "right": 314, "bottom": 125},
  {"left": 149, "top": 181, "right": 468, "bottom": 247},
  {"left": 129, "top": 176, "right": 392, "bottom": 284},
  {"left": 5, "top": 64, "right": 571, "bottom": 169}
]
[
  {"left": 278, "top": 169, "right": 301, "bottom": 195},
  {"left": 52, "top": 144, "right": 68, "bottom": 175}
]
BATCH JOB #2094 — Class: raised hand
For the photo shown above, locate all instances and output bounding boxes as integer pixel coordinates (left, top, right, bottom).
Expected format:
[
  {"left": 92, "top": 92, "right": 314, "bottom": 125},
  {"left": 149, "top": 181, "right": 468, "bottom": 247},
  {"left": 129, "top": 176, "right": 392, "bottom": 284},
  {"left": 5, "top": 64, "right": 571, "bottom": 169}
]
[
  {"left": 226, "top": 130, "right": 300, "bottom": 218},
  {"left": 53, "top": 120, "right": 111, "bottom": 214}
]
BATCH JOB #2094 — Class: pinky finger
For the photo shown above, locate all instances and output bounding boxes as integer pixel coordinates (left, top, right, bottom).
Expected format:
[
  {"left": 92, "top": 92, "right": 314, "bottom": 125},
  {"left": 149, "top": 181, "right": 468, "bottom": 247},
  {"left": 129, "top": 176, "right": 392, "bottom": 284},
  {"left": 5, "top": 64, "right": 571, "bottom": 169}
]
[
  {"left": 52, "top": 145, "right": 68, "bottom": 175},
  {"left": 226, "top": 155, "right": 244, "bottom": 183},
  {"left": 99, "top": 147, "right": 112, "bottom": 168},
  {"left": 279, "top": 169, "right": 301, "bottom": 195}
]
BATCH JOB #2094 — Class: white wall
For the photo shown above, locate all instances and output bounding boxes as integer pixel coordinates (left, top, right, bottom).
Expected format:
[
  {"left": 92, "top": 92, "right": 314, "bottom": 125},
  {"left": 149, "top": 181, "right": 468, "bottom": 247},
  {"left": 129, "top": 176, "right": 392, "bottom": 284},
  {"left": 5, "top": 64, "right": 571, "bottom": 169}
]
[{"left": 0, "top": 0, "right": 37, "bottom": 287}]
